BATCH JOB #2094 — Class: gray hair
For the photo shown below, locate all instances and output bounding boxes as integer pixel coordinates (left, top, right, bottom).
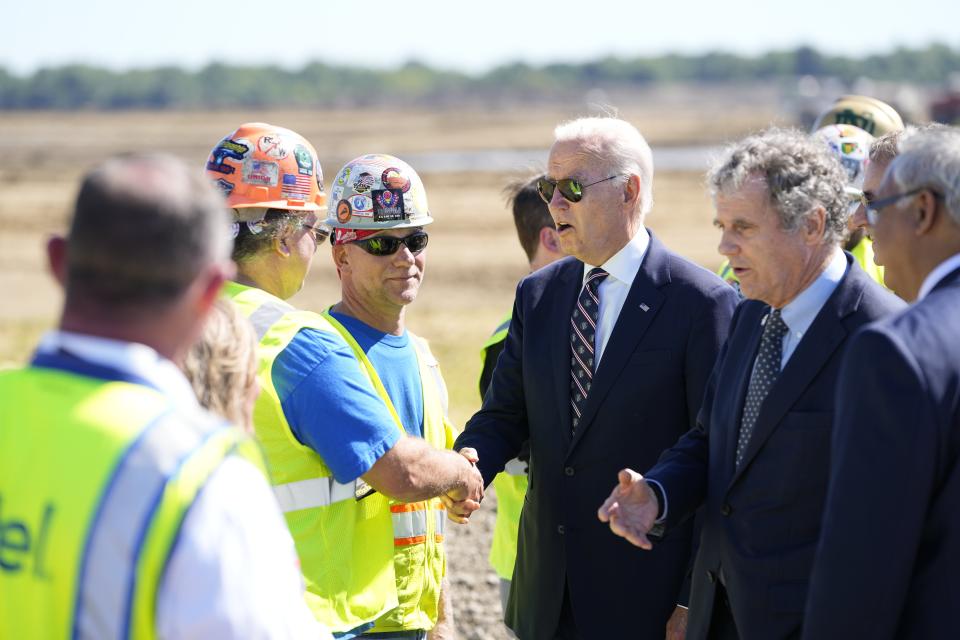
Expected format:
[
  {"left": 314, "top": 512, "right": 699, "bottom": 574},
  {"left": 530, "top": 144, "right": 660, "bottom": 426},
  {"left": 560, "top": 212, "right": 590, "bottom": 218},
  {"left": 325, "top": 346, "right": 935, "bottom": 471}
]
[
  {"left": 888, "top": 125, "right": 960, "bottom": 225},
  {"left": 869, "top": 129, "right": 905, "bottom": 165},
  {"left": 67, "top": 153, "right": 232, "bottom": 310},
  {"left": 231, "top": 209, "right": 304, "bottom": 264},
  {"left": 708, "top": 128, "right": 849, "bottom": 245},
  {"left": 554, "top": 117, "right": 655, "bottom": 215}
]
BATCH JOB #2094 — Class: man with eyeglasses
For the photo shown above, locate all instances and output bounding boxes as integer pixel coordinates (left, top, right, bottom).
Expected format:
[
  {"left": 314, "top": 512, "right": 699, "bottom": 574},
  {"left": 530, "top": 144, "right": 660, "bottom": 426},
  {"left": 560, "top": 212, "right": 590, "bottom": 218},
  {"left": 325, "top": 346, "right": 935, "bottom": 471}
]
[
  {"left": 803, "top": 126, "right": 960, "bottom": 640},
  {"left": 320, "top": 154, "right": 482, "bottom": 640},
  {"left": 208, "top": 132, "right": 482, "bottom": 639},
  {"left": 598, "top": 128, "right": 903, "bottom": 640},
  {"left": 451, "top": 117, "right": 738, "bottom": 639}
]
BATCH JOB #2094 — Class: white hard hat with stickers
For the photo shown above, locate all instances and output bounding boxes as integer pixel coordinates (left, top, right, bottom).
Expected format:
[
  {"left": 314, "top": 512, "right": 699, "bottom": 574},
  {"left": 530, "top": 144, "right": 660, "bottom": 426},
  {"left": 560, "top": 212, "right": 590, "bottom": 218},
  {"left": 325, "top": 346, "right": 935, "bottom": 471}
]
[
  {"left": 326, "top": 154, "right": 433, "bottom": 231},
  {"left": 812, "top": 123, "right": 875, "bottom": 189}
]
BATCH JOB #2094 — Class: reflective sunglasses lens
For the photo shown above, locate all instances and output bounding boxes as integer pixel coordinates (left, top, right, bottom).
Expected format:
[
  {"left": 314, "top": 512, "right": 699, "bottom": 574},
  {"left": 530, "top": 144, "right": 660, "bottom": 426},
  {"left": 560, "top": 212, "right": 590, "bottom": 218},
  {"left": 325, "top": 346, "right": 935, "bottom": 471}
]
[
  {"left": 406, "top": 233, "right": 429, "bottom": 254},
  {"left": 558, "top": 179, "right": 584, "bottom": 202},
  {"left": 363, "top": 237, "right": 402, "bottom": 256},
  {"left": 537, "top": 178, "right": 555, "bottom": 204}
]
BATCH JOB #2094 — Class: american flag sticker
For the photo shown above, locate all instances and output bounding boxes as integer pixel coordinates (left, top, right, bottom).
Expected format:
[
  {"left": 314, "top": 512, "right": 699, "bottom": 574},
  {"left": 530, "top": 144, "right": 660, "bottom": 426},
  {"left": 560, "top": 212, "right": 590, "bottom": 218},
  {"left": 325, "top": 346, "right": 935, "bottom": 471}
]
[{"left": 282, "top": 173, "right": 313, "bottom": 200}]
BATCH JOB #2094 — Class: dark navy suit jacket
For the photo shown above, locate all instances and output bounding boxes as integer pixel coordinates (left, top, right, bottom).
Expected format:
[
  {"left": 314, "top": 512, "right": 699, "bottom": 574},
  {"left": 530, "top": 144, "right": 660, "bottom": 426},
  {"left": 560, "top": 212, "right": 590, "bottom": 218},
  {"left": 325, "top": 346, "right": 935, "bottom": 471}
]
[
  {"left": 455, "top": 233, "right": 738, "bottom": 639},
  {"left": 802, "top": 266, "right": 960, "bottom": 640},
  {"left": 645, "top": 255, "right": 904, "bottom": 640}
]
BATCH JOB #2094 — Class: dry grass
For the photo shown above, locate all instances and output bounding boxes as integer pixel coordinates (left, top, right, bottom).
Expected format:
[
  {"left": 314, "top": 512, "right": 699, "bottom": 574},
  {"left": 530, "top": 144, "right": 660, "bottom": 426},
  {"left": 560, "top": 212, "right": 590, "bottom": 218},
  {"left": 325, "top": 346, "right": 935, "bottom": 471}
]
[{"left": 0, "top": 108, "right": 737, "bottom": 426}]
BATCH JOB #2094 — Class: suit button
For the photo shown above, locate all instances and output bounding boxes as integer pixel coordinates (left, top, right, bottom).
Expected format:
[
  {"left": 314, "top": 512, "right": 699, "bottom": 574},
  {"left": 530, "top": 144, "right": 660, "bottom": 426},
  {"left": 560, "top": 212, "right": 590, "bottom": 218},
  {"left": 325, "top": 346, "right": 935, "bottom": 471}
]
[
  {"left": 564, "top": 466, "right": 575, "bottom": 476},
  {"left": 721, "top": 503, "right": 733, "bottom": 516},
  {"left": 707, "top": 570, "right": 717, "bottom": 584},
  {"left": 557, "top": 525, "right": 565, "bottom": 535}
]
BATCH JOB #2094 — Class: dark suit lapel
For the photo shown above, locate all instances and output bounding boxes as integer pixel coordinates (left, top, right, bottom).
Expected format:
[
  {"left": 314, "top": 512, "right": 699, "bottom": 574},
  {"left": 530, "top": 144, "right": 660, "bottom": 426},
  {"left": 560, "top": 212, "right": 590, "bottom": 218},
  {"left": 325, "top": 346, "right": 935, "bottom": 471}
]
[
  {"left": 549, "top": 260, "right": 582, "bottom": 445},
  {"left": 568, "top": 233, "right": 668, "bottom": 453},
  {"left": 731, "top": 257, "right": 864, "bottom": 483}
]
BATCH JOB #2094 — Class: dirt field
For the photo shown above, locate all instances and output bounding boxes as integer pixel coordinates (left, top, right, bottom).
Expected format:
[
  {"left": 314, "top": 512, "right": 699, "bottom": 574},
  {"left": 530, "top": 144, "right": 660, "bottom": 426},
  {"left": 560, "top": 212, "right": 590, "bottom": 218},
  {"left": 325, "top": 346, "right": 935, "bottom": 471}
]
[{"left": 0, "top": 104, "right": 775, "bottom": 637}]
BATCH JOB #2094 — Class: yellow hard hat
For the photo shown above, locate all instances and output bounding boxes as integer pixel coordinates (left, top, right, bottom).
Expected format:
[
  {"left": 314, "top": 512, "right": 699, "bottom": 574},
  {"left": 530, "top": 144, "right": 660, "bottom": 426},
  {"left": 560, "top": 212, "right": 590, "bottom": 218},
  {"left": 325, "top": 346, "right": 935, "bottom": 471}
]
[{"left": 811, "top": 95, "right": 904, "bottom": 137}]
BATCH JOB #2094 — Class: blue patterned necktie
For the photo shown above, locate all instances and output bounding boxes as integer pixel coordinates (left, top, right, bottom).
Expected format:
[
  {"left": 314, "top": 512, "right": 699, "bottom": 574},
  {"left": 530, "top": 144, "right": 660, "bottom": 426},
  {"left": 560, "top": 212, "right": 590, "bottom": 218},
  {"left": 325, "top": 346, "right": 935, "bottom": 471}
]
[
  {"left": 735, "top": 308, "right": 789, "bottom": 468},
  {"left": 570, "top": 267, "right": 608, "bottom": 434}
]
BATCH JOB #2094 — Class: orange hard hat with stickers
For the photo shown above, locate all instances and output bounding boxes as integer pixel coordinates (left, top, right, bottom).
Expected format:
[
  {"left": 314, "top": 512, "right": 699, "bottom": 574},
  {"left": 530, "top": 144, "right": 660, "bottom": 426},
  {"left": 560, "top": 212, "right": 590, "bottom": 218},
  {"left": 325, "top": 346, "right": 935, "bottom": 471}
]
[{"left": 205, "top": 122, "right": 326, "bottom": 218}]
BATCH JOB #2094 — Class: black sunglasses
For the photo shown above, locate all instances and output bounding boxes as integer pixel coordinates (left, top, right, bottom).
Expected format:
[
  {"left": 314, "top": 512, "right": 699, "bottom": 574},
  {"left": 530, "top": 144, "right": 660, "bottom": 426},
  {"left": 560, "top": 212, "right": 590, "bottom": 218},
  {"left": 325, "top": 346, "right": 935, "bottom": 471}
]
[
  {"left": 537, "top": 175, "right": 620, "bottom": 204},
  {"left": 353, "top": 231, "right": 429, "bottom": 257}
]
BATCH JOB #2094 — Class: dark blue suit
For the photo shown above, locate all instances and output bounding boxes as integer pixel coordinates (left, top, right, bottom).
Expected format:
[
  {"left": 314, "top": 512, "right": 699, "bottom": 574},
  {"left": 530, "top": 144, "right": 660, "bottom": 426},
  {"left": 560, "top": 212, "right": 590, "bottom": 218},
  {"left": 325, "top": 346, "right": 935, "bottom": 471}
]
[
  {"left": 802, "top": 266, "right": 960, "bottom": 640},
  {"left": 645, "top": 255, "right": 904, "bottom": 640},
  {"left": 455, "top": 233, "right": 737, "bottom": 639}
]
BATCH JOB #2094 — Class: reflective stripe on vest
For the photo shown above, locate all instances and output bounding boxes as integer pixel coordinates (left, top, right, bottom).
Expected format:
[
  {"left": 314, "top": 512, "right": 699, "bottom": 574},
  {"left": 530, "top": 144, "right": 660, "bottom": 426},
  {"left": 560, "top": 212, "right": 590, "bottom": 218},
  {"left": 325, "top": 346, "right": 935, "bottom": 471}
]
[
  {"left": 247, "top": 298, "right": 295, "bottom": 340},
  {"left": 273, "top": 476, "right": 358, "bottom": 512},
  {"left": 389, "top": 504, "right": 446, "bottom": 546}
]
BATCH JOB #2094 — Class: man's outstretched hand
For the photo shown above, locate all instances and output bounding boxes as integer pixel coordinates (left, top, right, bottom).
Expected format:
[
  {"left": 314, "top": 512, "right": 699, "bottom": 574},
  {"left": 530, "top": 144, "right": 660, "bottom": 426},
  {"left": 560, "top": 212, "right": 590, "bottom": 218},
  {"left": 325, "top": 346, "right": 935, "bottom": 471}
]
[{"left": 597, "top": 468, "right": 659, "bottom": 550}]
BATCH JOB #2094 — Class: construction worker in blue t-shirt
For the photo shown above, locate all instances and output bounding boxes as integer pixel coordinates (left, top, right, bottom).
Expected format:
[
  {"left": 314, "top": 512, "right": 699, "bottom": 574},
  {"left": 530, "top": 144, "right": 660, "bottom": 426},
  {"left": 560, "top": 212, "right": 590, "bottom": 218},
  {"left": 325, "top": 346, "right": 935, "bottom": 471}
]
[
  {"left": 478, "top": 174, "right": 565, "bottom": 625},
  {"left": 207, "top": 125, "right": 484, "bottom": 640}
]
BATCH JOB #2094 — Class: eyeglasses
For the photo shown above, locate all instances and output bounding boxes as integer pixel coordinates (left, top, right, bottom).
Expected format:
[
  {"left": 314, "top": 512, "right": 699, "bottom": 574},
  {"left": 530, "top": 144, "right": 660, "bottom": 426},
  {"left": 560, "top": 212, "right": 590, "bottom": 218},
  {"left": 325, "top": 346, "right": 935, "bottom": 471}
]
[
  {"left": 300, "top": 221, "right": 330, "bottom": 244},
  {"left": 353, "top": 231, "right": 429, "bottom": 257},
  {"left": 537, "top": 175, "right": 620, "bottom": 204},
  {"left": 863, "top": 187, "right": 941, "bottom": 225}
]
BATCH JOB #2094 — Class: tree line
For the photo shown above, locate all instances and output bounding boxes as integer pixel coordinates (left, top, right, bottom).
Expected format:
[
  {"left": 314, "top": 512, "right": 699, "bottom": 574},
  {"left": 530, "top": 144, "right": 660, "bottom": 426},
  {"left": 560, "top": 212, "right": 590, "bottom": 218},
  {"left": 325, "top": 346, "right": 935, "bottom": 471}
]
[{"left": 1, "top": 45, "right": 956, "bottom": 110}]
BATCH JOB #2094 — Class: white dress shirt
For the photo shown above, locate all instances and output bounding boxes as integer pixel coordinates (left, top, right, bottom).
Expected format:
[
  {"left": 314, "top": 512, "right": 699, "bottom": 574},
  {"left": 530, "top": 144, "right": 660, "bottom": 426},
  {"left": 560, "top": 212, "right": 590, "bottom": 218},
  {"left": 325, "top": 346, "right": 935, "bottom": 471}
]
[
  {"left": 37, "top": 331, "right": 329, "bottom": 640},
  {"left": 583, "top": 227, "right": 651, "bottom": 366},
  {"left": 917, "top": 252, "right": 960, "bottom": 301},
  {"left": 777, "top": 248, "right": 848, "bottom": 369}
]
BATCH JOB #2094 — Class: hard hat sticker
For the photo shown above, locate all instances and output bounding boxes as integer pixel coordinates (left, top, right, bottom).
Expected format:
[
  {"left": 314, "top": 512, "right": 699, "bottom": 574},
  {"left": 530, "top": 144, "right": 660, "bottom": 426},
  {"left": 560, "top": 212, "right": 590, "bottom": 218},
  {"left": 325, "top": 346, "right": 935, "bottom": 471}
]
[
  {"left": 257, "top": 134, "right": 289, "bottom": 159},
  {"left": 337, "top": 199, "right": 352, "bottom": 223},
  {"left": 373, "top": 188, "right": 406, "bottom": 222},
  {"left": 243, "top": 159, "right": 279, "bottom": 187},
  {"left": 215, "top": 178, "right": 235, "bottom": 196},
  {"left": 353, "top": 172, "right": 375, "bottom": 194},
  {"left": 206, "top": 139, "right": 249, "bottom": 175},
  {"left": 293, "top": 145, "right": 314, "bottom": 176},
  {"left": 381, "top": 167, "right": 411, "bottom": 193},
  {"left": 350, "top": 194, "right": 373, "bottom": 215},
  {"left": 282, "top": 173, "right": 314, "bottom": 200}
]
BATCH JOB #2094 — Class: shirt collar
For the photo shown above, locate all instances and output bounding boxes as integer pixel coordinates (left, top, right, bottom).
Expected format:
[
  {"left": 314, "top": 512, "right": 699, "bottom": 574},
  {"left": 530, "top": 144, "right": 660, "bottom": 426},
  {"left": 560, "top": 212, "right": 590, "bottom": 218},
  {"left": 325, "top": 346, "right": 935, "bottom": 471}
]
[
  {"left": 780, "top": 248, "right": 847, "bottom": 337},
  {"left": 583, "top": 227, "right": 651, "bottom": 286},
  {"left": 917, "top": 252, "right": 960, "bottom": 300},
  {"left": 36, "top": 330, "right": 199, "bottom": 408}
]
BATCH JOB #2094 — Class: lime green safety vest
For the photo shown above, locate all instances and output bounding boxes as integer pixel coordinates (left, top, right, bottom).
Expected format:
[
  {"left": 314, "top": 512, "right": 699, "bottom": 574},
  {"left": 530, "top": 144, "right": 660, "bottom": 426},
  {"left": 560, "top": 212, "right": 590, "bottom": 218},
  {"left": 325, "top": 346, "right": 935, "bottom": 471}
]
[
  {"left": 480, "top": 313, "right": 529, "bottom": 581},
  {"left": 716, "top": 237, "right": 885, "bottom": 288},
  {"left": 224, "top": 282, "right": 451, "bottom": 634},
  {"left": 849, "top": 236, "right": 884, "bottom": 285},
  {"left": 0, "top": 359, "right": 262, "bottom": 639},
  {"left": 321, "top": 310, "right": 454, "bottom": 634}
]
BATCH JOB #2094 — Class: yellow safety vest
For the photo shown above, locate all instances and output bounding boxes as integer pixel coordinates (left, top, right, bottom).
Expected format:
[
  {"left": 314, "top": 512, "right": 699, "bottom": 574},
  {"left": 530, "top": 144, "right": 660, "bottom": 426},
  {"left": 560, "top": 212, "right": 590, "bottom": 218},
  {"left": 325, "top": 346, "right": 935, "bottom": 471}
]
[
  {"left": 321, "top": 310, "right": 453, "bottom": 634},
  {"left": 716, "top": 238, "right": 884, "bottom": 287},
  {"left": 225, "top": 282, "right": 450, "bottom": 633},
  {"left": 480, "top": 313, "right": 529, "bottom": 581},
  {"left": 0, "top": 358, "right": 261, "bottom": 639},
  {"left": 849, "top": 236, "right": 884, "bottom": 285}
]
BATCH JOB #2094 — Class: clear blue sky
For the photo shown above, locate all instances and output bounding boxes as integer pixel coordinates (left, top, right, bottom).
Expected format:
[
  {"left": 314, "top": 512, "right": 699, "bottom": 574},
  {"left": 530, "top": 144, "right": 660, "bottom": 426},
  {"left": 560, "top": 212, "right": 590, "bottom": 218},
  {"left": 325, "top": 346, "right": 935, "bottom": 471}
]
[{"left": 5, "top": 0, "right": 957, "bottom": 75}]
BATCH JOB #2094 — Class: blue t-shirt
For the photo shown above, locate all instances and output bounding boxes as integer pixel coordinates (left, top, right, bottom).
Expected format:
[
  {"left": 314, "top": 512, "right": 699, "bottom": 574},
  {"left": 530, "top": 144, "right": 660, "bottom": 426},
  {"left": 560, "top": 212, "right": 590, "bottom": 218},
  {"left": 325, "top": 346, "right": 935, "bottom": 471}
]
[
  {"left": 272, "top": 313, "right": 423, "bottom": 485},
  {"left": 330, "top": 312, "right": 424, "bottom": 439}
]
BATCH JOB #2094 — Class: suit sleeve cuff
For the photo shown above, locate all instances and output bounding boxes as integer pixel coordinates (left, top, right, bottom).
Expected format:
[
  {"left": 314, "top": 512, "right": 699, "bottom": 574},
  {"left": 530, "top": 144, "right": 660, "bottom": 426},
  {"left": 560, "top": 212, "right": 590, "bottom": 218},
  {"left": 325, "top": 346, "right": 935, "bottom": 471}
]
[{"left": 645, "top": 478, "right": 668, "bottom": 523}]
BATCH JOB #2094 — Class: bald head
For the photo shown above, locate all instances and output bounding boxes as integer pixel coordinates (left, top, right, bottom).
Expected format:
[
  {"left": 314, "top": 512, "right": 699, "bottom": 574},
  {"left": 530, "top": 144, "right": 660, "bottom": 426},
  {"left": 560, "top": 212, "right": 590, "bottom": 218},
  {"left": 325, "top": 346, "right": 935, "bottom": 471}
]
[{"left": 65, "top": 153, "right": 232, "bottom": 313}]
